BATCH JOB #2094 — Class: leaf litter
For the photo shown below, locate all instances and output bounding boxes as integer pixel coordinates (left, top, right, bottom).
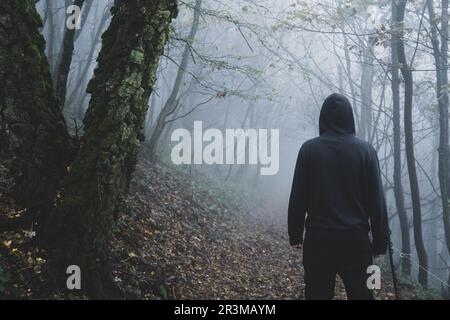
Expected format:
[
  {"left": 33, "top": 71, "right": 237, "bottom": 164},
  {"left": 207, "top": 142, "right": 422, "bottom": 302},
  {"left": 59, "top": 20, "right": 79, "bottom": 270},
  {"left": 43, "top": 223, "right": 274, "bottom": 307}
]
[{"left": 0, "top": 159, "right": 429, "bottom": 299}]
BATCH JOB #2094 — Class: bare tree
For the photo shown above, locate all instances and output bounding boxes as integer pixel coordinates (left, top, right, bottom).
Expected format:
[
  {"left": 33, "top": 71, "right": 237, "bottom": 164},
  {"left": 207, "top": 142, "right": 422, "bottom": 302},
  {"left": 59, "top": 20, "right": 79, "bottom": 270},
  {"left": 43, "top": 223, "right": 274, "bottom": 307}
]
[
  {"left": 146, "top": 0, "right": 202, "bottom": 160},
  {"left": 394, "top": 0, "right": 428, "bottom": 287},
  {"left": 391, "top": 0, "right": 411, "bottom": 276},
  {"left": 427, "top": 0, "right": 450, "bottom": 294}
]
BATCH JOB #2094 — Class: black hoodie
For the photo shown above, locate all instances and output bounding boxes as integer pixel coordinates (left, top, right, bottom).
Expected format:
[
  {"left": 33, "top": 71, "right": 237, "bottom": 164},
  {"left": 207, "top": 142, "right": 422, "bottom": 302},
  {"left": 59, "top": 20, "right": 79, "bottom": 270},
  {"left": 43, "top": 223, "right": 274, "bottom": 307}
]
[{"left": 288, "top": 93, "right": 389, "bottom": 264}]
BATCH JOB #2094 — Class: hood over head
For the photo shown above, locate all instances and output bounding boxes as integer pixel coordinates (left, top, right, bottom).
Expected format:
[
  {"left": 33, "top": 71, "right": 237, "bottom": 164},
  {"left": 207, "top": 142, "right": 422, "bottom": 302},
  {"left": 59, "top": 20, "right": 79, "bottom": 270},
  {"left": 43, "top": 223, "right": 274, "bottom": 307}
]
[{"left": 319, "top": 93, "right": 356, "bottom": 135}]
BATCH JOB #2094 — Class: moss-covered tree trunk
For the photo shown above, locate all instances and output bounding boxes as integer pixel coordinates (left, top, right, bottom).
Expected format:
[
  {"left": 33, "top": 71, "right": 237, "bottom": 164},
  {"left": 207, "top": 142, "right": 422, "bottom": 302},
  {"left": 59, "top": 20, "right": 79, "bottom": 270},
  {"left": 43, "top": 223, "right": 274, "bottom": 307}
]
[
  {"left": 0, "top": 0, "right": 74, "bottom": 215},
  {"left": 1, "top": 0, "right": 177, "bottom": 298},
  {"left": 41, "top": 0, "right": 178, "bottom": 298}
]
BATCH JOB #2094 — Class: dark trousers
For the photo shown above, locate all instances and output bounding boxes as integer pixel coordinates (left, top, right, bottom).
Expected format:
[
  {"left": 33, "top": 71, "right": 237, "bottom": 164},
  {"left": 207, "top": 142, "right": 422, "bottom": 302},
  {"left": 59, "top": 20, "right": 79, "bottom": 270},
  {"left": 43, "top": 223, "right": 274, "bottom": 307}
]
[{"left": 304, "top": 263, "right": 374, "bottom": 300}]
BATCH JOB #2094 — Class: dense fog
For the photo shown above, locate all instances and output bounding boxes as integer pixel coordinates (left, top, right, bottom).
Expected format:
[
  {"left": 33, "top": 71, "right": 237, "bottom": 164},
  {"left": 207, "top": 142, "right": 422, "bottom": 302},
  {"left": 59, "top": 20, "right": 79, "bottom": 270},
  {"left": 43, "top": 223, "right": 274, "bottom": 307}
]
[{"left": 31, "top": 0, "right": 450, "bottom": 294}]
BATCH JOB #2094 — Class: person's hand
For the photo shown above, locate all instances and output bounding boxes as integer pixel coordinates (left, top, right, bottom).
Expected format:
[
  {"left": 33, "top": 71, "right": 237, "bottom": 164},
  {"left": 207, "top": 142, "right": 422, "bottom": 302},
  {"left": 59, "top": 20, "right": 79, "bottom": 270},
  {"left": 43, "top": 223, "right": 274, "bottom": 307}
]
[{"left": 292, "top": 244, "right": 303, "bottom": 250}]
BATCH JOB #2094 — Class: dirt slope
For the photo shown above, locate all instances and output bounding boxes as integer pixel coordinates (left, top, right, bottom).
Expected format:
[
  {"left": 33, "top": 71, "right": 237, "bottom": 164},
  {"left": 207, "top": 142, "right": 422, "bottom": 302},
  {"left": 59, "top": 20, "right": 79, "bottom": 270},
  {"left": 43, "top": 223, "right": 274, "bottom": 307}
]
[
  {"left": 111, "top": 160, "right": 408, "bottom": 300},
  {"left": 0, "top": 159, "right": 427, "bottom": 299}
]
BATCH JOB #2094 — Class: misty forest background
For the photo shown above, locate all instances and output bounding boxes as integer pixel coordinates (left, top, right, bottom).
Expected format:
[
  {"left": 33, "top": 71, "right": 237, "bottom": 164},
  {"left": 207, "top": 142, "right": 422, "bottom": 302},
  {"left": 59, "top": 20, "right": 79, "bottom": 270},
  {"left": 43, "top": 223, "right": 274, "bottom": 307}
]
[{"left": 0, "top": 0, "right": 450, "bottom": 299}]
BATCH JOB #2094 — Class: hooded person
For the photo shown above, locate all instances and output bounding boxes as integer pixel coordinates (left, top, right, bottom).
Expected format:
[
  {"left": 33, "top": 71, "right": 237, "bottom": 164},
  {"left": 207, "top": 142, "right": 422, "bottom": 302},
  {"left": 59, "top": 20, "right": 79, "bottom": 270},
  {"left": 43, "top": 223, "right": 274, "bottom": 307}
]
[{"left": 288, "top": 93, "right": 389, "bottom": 300}]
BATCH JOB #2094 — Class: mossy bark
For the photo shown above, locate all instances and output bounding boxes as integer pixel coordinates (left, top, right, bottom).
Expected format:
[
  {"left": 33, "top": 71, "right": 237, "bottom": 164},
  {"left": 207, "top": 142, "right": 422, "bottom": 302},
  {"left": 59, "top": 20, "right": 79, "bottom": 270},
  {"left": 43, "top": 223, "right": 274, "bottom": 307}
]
[
  {"left": 0, "top": 0, "right": 74, "bottom": 213},
  {"left": 42, "top": 0, "right": 178, "bottom": 298}
]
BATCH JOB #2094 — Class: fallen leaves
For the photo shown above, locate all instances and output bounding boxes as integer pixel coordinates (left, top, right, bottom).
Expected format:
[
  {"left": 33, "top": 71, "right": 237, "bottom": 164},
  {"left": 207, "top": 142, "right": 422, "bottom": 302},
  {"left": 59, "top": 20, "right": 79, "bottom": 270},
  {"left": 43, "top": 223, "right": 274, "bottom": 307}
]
[
  {"left": 110, "top": 161, "right": 420, "bottom": 300},
  {"left": 0, "top": 159, "right": 430, "bottom": 300},
  {"left": 111, "top": 162, "right": 306, "bottom": 299},
  {"left": 2, "top": 240, "right": 12, "bottom": 248}
]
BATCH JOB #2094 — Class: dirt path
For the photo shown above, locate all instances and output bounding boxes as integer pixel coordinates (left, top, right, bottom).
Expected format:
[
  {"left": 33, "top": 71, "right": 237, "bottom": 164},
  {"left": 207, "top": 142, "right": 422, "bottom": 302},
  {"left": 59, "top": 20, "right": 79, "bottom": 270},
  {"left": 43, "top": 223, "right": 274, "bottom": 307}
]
[
  {"left": 113, "top": 162, "right": 398, "bottom": 300},
  {"left": 0, "top": 160, "right": 412, "bottom": 299}
]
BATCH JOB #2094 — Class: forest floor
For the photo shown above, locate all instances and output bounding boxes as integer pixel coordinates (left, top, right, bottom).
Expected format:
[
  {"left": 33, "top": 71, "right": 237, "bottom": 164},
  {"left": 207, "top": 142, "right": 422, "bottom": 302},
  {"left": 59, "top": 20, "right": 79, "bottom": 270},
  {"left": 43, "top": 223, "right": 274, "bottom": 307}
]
[{"left": 0, "top": 158, "right": 439, "bottom": 299}]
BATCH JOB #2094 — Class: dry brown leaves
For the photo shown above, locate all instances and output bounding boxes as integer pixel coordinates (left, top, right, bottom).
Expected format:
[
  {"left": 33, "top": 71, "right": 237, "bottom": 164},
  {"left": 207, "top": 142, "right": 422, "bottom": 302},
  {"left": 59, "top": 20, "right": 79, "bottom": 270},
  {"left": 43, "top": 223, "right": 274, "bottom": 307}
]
[
  {"left": 110, "top": 161, "right": 409, "bottom": 300},
  {"left": 0, "top": 159, "right": 425, "bottom": 300}
]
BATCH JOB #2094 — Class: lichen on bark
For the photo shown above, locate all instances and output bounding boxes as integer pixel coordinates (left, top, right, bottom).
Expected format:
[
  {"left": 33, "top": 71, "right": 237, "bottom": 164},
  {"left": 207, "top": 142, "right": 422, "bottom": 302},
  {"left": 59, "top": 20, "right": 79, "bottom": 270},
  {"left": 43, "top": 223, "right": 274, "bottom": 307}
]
[
  {"left": 41, "top": 0, "right": 178, "bottom": 298},
  {"left": 0, "top": 0, "right": 74, "bottom": 213}
]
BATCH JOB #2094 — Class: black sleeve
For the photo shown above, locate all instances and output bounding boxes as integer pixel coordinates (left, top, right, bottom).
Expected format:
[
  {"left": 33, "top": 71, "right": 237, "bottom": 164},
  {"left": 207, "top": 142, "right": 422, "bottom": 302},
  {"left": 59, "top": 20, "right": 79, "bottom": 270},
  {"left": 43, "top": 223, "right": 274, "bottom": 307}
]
[
  {"left": 288, "top": 147, "right": 308, "bottom": 246},
  {"left": 367, "top": 147, "right": 389, "bottom": 255}
]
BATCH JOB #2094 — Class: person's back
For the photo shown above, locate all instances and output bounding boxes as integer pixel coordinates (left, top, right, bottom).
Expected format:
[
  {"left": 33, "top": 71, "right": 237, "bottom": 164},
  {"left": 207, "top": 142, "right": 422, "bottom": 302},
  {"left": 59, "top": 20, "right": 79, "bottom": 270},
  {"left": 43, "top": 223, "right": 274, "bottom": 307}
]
[{"left": 288, "top": 93, "right": 389, "bottom": 300}]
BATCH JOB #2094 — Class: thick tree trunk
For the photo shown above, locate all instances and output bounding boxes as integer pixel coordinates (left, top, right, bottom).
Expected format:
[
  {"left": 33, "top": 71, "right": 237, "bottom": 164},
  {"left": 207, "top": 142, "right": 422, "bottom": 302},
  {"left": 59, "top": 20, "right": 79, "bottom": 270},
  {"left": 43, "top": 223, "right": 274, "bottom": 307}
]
[
  {"left": 439, "top": 0, "right": 450, "bottom": 293},
  {"left": 360, "top": 37, "right": 374, "bottom": 141},
  {"left": 41, "top": 0, "right": 178, "bottom": 298},
  {"left": 146, "top": 0, "right": 201, "bottom": 160},
  {"left": 0, "top": 0, "right": 74, "bottom": 214},
  {"left": 72, "top": 0, "right": 94, "bottom": 44},
  {"left": 65, "top": 8, "right": 111, "bottom": 118},
  {"left": 391, "top": 0, "right": 411, "bottom": 276},
  {"left": 427, "top": 0, "right": 450, "bottom": 292},
  {"left": 427, "top": 121, "right": 439, "bottom": 286},
  {"left": 342, "top": 33, "right": 360, "bottom": 132},
  {"left": 45, "top": 0, "right": 57, "bottom": 75},
  {"left": 55, "top": 0, "right": 86, "bottom": 108},
  {"left": 394, "top": 0, "right": 428, "bottom": 288}
]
